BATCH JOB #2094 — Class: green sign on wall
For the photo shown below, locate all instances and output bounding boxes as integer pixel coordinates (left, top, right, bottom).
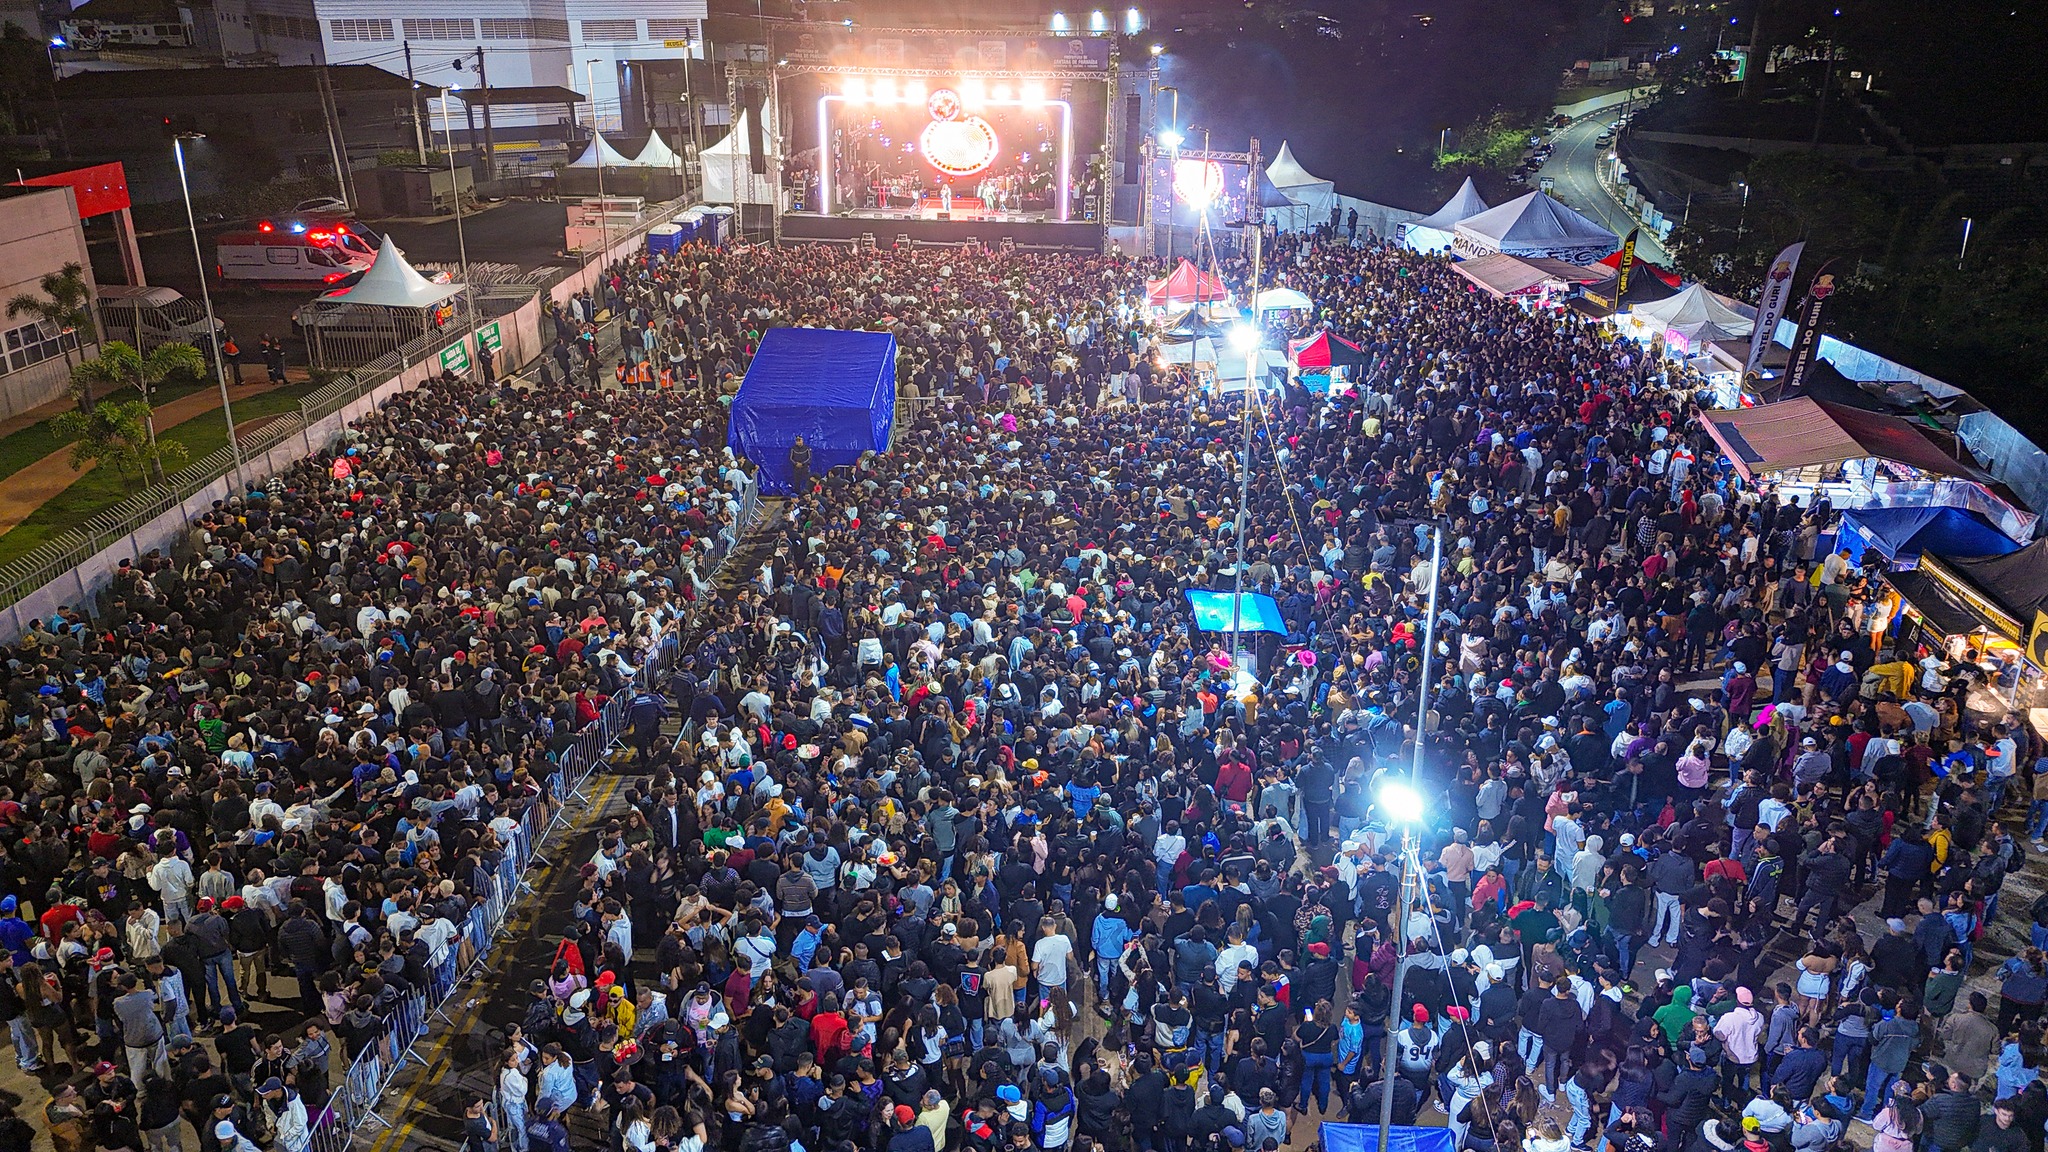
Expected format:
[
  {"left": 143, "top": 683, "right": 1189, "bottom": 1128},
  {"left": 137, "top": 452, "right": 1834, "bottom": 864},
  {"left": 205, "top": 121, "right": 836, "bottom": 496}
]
[
  {"left": 478, "top": 321, "right": 502, "bottom": 352},
  {"left": 440, "top": 340, "right": 471, "bottom": 373}
]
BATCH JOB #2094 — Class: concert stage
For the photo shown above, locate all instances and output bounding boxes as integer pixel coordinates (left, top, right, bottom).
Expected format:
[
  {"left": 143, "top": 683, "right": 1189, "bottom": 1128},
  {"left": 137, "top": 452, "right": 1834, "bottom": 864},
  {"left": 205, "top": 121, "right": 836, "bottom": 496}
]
[{"left": 779, "top": 211, "right": 1104, "bottom": 250}]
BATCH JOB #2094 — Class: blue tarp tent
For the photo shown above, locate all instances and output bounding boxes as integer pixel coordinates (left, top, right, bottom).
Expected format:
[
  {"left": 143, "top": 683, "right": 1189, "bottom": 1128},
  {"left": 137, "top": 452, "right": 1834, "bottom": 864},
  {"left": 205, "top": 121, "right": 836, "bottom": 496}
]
[
  {"left": 1184, "top": 590, "right": 1288, "bottom": 636},
  {"left": 1320, "top": 1123, "right": 1455, "bottom": 1152},
  {"left": 1837, "top": 506, "right": 2020, "bottom": 571},
  {"left": 729, "top": 328, "right": 897, "bottom": 495}
]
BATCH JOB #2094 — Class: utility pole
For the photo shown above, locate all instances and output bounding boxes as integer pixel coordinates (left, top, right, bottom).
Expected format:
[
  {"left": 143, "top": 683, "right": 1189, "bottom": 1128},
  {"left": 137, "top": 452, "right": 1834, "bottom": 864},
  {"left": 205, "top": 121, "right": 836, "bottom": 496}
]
[
  {"left": 1740, "top": 0, "right": 1764, "bottom": 100},
  {"left": 403, "top": 43, "right": 427, "bottom": 162},
  {"left": 475, "top": 47, "right": 497, "bottom": 181},
  {"left": 1808, "top": 37, "right": 1836, "bottom": 152},
  {"left": 311, "top": 56, "right": 354, "bottom": 210}
]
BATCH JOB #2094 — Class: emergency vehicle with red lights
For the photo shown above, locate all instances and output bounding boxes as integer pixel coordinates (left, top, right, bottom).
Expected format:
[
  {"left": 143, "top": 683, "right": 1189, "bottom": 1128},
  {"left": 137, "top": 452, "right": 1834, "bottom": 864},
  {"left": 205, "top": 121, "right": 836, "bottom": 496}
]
[{"left": 213, "top": 217, "right": 379, "bottom": 288}]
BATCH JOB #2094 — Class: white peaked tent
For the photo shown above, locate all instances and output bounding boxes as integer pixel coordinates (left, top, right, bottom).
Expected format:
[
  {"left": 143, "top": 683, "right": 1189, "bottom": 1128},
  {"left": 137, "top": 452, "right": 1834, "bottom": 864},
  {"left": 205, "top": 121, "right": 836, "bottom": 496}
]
[
  {"left": 1264, "top": 141, "right": 1336, "bottom": 231},
  {"left": 295, "top": 236, "right": 464, "bottom": 367},
  {"left": 1450, "top": 191, "right": 1616, "bottom": 261},
  {"left": 567, "top": 133, "right": 635, "bottom": 169},
  {"left": 702, "top": 110, "right": 780, "bottom": 206},
  {"left": 317, "top": 236, "right": 461, "bottom": 307},
  {"left": 1403, "top": 177, "right": 1491, "bottom": 253},
  {"left": 1627, "top": 283, "right": 1757, "bottom": 350},
  {"left": 633, "top": 130, "right": 683, "bottom": 171}
]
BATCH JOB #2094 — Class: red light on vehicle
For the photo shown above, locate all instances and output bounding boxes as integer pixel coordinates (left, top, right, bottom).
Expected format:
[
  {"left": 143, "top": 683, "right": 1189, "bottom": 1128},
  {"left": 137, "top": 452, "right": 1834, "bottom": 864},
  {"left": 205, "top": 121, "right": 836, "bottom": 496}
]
[
  {"left": 308, "top": 231, "right": 331, "bottom": 241},
  {"left": 334, "top": 224, "right": 349, "bottom": 234},
  {"left": 258, "top": 221, "right": 274, "bottom": 232},
  {"left": 323, "top": 272, "right": 346, "bottom": 282}
]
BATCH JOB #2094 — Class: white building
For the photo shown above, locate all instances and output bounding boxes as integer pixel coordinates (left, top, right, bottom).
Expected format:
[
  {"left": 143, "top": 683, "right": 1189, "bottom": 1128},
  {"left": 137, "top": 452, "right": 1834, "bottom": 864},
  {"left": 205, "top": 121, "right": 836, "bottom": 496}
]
[{"left": 203, "top": 0, "right": 707, "bottom": 138}]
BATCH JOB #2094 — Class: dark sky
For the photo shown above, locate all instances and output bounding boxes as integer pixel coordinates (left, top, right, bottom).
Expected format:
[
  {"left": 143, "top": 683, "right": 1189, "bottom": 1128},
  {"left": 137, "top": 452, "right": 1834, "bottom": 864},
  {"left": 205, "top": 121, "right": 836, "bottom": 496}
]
[{"left": 1153, "top": 0, "right": 1603, "bottom": 210}]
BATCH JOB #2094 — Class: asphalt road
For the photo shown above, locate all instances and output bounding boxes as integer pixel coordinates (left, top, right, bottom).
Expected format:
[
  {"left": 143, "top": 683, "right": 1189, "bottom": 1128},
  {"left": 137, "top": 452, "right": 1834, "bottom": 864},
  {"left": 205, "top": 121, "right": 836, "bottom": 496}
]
[{"left": 1539, "top": 113, "right": 1671, "bottom": 266}]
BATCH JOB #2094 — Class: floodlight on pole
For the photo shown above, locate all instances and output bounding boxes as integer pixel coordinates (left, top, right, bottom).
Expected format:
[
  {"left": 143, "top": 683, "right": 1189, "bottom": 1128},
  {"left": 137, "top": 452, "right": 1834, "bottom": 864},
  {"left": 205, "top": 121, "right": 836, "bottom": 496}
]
[
  {"left": 1377, "top": 780, "right": 1425, "bottom": 826},
  {"left": 1157, "top": 128, "right": 1183, "bottom": 150},
  {"left": 1228, "top": 323, "right": 1258, "bottom": 353},
  {"left": 171, "top": 132, "right": 245, "bottom": 491}
]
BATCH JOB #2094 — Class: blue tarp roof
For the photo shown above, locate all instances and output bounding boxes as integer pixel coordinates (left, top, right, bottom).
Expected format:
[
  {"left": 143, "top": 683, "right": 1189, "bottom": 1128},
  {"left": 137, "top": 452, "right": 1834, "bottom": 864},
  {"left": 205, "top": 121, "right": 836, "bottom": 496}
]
[
  {"left": 728, "top": 328, "right": 897, "bottom": 495},
  {"left": 1838, "top": 505, "right": 2020, "bottom": 571},
  {"left": 1321, "top": 1123, "right": 1455, "bottom": 1152},
  {"left": 1184, "top": 590, "right": 1288, "bottom": 636}
]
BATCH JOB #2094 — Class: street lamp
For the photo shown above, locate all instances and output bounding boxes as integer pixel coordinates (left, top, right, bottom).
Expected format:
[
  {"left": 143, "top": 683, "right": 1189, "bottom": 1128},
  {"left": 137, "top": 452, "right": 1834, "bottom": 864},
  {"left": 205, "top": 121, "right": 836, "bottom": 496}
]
[
  {"left": 436, "top": 92, "right": 478, "bottom": 353},
  {"left": 1959, "top": 216, "right": 1973, "bottom": 270},
  {"left": 586, "top": 59, "right": 612, "bottom": 262},
  {"left": 1735, "top": 180, "right": 1750, "bottom": 246},
  {"left": 170, "top": 133, "right": 246, "bottom": 490}
]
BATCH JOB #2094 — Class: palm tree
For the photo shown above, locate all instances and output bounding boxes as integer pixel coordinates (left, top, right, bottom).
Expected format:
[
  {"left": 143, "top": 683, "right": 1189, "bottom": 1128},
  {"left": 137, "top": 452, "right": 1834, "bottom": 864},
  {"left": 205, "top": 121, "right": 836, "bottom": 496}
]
[
  {"left": 6, "top": 262, "right": 97, "bottom": 410},
  {"left": 69, "top": 340, "right": 204, "bottom": 482}
]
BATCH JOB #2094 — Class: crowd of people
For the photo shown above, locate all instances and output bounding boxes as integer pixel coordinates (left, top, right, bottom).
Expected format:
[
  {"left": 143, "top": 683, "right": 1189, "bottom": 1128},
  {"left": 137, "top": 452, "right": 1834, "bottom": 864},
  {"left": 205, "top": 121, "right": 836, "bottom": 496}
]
[{"left": 1, "top": 221, "right": 2045, "bottom": 1152}]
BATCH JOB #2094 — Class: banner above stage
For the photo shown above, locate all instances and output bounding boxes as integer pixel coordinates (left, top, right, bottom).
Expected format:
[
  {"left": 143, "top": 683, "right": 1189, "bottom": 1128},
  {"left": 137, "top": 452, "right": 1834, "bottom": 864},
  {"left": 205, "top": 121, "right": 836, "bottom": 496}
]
[{"left": 777, "top": 27, "right": 1112, "bottom": 74}]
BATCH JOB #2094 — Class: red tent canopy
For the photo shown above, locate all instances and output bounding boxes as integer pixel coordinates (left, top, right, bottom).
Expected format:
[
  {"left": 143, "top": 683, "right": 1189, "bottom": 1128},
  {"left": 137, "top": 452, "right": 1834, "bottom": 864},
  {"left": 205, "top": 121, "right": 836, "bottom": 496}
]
[
  {"left": 1145, "top": 258, "right": 1231, "bottom": 306},
  {"left": 1287, "top": 330, "right": 1369, "bottom": 372},
  {"left": 1593, "top": 248, "right": 1683, "bottom": 288}
]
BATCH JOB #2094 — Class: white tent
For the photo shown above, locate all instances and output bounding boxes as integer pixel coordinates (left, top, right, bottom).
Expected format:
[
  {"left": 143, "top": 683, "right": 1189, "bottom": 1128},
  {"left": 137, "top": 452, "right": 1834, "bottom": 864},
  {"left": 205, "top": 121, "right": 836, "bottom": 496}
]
[
  {"left": 1628, "top": 283, "right": 1757, "bottom": 352},
  {"left": 702, "top": 110, "right": 780, "bottom": 206},
  {"left": 566, "top": 133, "right": 635, "bottom": 169},
  {"left": 633, "top": 130, "right": 683, "bottom": 171},
  {"left": 1264, "top": 141, "right": 1336, "bottom": 231},
  {"left": 1451, "top": 191, "right": 1616, "bottom": 261},
  {"left": 1253, "top": 287, "right": 1313, "bottom": 313},
  {"left": 1403, "top": 177, "right": 1490, "bottom": 254},
  {"left": 315, "top": 236, "right": 461, "bottom": 307}
]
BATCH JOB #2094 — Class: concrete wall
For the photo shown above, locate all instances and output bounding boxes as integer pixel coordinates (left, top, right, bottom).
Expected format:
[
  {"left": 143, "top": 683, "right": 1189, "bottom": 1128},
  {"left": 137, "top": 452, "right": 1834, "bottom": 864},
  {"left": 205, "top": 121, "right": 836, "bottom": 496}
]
[
  {"left": 1629, "top": 130, "right": 1885, "bottom": 162},
  {"left": 0, "top": 271, "right": 558, "bottom": 639},
  {"left": 1554, "top": 87, "right": 1658, "bottom": 121},
  {"left": 0, "top": 187, "right": 99, "bottom": 423}
]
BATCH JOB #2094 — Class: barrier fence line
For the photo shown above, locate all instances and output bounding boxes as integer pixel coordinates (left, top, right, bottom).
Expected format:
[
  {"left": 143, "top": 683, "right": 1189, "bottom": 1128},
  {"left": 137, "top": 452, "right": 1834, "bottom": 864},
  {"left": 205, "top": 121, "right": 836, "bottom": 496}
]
[{"left": 0, "top": 198, "right": 701, "bottom": 619}]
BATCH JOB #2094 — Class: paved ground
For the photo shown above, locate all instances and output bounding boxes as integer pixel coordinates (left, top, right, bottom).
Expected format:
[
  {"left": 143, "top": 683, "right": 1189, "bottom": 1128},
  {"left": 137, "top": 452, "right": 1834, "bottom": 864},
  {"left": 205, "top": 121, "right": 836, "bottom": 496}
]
[{"left": 1540, "top": 114, "right": 1672, "bottom": 266}]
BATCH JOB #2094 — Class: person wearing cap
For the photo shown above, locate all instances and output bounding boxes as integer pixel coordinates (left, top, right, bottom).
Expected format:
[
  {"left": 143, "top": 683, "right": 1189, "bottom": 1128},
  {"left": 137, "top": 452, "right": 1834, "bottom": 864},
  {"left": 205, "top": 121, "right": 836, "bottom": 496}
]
[
  {"left": 887, "top": 1101, "right": 935, "bottom": 1152},
  {"left": 259, "top": 1076, "right": 310, "bottom": 1152}
]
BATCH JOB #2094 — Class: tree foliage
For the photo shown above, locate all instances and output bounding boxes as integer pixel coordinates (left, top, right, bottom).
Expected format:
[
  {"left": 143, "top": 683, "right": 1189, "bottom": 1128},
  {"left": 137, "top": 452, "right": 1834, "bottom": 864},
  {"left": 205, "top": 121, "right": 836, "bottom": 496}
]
[
  {"left": 1433, "top": 112, "right": 1539, "bottom": 172},
  {"left": 51, "top": 400, "right": 188, "bottom": 481},
  {"left": 6, "top": 262, "right": 96, "bottom": 408}
]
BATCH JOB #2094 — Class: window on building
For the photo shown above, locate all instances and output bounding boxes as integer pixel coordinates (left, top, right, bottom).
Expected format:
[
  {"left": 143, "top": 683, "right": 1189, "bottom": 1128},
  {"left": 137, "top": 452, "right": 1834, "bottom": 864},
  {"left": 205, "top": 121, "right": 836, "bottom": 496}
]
[
  {"left": 330, "top": 16, "right": 393, "bottom": 39},
  {"left": 481, "top": 17, "right": 568, "bottom": 40},
  {"left": 2, "top": 320, "right": 79, "bottom": 376},
  {"left": 402, "top": 17, "right": 476, "bottom": 40},
  {"left": 579, "top": 18, "right": 637, "bottom": 43},
  {"left": 646, "top": 18, "right": 697, "bottom": 42}
]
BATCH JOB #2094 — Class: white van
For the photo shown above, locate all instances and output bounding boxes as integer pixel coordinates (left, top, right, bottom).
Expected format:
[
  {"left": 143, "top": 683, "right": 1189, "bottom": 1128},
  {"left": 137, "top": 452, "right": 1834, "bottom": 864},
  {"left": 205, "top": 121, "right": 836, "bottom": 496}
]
[
  {"left": 215, "top": 224, "right": 376, "bottom": 288},
  {"left": 97, "top": 285, "right": 223, "bottom": 351}
]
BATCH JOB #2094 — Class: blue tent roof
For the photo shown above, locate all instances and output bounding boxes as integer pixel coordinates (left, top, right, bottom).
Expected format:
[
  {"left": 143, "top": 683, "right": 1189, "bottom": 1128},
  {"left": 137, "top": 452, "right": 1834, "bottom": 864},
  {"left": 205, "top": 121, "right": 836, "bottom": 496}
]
[
  {"left": 1321, "top": 1123, "right": 1454, "bottom": 1152},
  {"left": 1838, "top": 505, "right": 2020, "bottom": 571},
  {"left": 728, "top": 328, "right": 896, "bottom": 495}
]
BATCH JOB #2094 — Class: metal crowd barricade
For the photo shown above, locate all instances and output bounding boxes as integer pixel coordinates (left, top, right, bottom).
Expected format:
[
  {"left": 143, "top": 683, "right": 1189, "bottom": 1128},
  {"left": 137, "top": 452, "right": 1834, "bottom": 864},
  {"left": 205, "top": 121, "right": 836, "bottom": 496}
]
[{"left": 301, "top": 624, "right": 697, "bottom": 1151}]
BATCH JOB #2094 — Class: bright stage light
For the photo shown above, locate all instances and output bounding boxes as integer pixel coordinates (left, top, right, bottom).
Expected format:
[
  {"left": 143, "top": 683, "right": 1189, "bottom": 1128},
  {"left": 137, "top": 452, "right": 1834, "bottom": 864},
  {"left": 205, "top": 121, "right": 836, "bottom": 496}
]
[
  {"left": 1172, "top": 156, "right": 1224, "bottom": 205},
  {"left": 1089, "top": 10, "right": 1109, "bottom": 32},
  {"left": 1020, "top": 81, "right": 1046, "bottom": 106},
  {"left": 1150, "top": 43, "right": 1164, "bottom": 56},
  {"left": 1126, "top": 8, "right": 1144, "bottom": 33},
  {"left": 903, "top": 79, "right": 927, "bottom": 103},
  {"left": 1229, "top": 324, "right": 1259, "bottom": 352},
  {"left": 873, "top": 76, "right": 897, "bottom": 102},
  {"left": 991, "top": 82, "right": 1013, "bottom": 101},
  {"left": 959, "top": 76, "right": 986, "bottom": 108},
  {"left": 1158, "top": 128, "right": 1183, "bottom": 149},
  {"left": 842, "top": 76, "right": 867, "bottom": 101},
  {"left": 1378, "top": 780, "right": 1425, "bottom": 825},
  {"left": 1050, "top": 11, "right": 1069, "bottom": 31}
]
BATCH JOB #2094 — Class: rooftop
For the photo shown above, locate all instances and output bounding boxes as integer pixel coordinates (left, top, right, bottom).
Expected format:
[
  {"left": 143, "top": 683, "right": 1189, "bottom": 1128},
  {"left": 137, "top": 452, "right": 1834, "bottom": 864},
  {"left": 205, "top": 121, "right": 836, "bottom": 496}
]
[{"left": 56, "top": 64, "right": 440, "bottom": 100}]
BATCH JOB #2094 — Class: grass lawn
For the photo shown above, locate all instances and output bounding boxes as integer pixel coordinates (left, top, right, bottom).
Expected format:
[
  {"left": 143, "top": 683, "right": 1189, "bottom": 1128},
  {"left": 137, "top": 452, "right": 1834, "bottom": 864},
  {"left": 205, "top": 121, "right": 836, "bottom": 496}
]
[
  {"left": 0, "top": 382, "right": 316, "bottom": 567},
  {"left": 0, "top": 377, "right": 227, "bottom": 486}
]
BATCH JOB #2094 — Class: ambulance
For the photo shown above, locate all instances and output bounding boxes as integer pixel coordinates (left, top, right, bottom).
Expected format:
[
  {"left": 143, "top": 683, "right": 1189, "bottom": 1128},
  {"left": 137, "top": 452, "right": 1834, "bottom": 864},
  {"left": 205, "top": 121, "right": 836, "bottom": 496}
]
[{"left": 214, "top": 218, "right": 379, "bottom": 288}]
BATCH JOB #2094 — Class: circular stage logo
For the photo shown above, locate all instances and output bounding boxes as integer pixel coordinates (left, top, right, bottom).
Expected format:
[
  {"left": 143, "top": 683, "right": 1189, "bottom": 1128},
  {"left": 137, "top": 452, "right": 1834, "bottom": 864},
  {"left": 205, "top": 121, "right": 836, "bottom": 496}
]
[{"left": 920, "top": 90, "right": 999, "bottom": 177}]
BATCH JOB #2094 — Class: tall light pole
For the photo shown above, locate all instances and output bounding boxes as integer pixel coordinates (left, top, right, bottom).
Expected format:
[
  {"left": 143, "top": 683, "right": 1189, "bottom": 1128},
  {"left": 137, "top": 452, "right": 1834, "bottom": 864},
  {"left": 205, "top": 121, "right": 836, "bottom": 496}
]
[
  {"left": 1374, "top": 779, "right": 1427, "bottom": 1152},
  {"left": 171, "top": 133, "right": 245, "bottom": 490},
  {"left": 1735, "top": 180, "right": 1750, "bottom": 246},
  {"left": 1158, "top": 84, "right": 1180, "bottom": 263},
  {"left": 437, "top": 92, "right": 478, "bottom": 352},
  {"left": 1958, "top": 216, "right": 1973, "bottom": 270},
  {"left": 586, "top": 59, "right": 612, "bottom": 266}
]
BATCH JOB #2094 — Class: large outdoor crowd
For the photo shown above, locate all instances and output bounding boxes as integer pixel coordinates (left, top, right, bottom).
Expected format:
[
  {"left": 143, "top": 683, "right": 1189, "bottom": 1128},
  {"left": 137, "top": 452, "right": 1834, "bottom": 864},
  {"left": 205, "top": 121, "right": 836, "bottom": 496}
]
[{"left": 0, "top": 221, "right": 2045, "bottom": 1152}]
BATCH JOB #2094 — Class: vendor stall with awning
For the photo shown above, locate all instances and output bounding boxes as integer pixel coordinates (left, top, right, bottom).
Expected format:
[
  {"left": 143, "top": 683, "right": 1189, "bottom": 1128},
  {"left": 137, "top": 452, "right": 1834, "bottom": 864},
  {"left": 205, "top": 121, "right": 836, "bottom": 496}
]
[
  {"left": 1837, "top": 506, "right": 2020, "bottom": 571},
  {"left": 1698, "top": 397, "right": 1993, "bottom": 485},
  {"left": 1451, "top": 253, "right": 1605, "bottom": 299}
]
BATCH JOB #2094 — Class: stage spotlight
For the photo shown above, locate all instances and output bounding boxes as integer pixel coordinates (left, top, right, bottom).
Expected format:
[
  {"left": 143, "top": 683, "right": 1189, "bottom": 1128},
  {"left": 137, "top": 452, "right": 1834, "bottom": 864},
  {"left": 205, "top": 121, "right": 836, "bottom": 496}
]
[
  {"left": 960, "top": 76, "right": 986, "bottom": 108},
  {"left": 1019, "top": 81, "right": 1046, "bottom": 106},
  {"left": 842, "top": 76, "right": 867, "bottom": 101},
  {"left": 903, "top": 79, "right": 927, "bottom": 103},
  {"left": 873, "top": 76, "right": 897, "bottom": 102},
  {"left": 1089, "top": 10, "right": 1109, "bottom": 32},
  {"left": 1378, "top": 780, "right": 1425, "bottom": 825},
  {"left": 1050, "top": 11, "right": 1069, "bottom": 31},
  {"left": 1158, "top": 128, "right": 1183, "bottom": 149},
  {"left": 1126, "top": 8, "right": 1143, "bottom": 33},
  {"left": 991, "top": 82, "right": 1013, "bottom": 102}
]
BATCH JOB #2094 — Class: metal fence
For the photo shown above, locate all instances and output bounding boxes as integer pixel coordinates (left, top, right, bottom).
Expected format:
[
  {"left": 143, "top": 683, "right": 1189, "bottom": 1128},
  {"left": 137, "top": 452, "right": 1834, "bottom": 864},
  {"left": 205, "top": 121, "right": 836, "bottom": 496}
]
[
  {"left": 305, "top": 622, "right": 691, "bottom": 1152},
  {"left": 0, "top": 198, "right": 700, "bottom": 618}
]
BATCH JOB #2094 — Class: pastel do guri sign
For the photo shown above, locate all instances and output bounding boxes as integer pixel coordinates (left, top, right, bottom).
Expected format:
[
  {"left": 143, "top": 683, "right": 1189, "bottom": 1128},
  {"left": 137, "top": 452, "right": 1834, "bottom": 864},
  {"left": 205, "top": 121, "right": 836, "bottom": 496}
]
[{"left": 919, "top": 88, "right": 1000, "bottom": 178}]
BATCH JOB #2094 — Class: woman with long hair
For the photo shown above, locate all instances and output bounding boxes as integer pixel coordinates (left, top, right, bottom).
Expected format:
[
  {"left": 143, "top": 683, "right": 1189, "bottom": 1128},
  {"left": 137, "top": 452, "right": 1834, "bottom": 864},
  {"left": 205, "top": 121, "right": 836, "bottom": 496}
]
[{"left": 18, "top": 961, "right": 73, "bottom": 1070}]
